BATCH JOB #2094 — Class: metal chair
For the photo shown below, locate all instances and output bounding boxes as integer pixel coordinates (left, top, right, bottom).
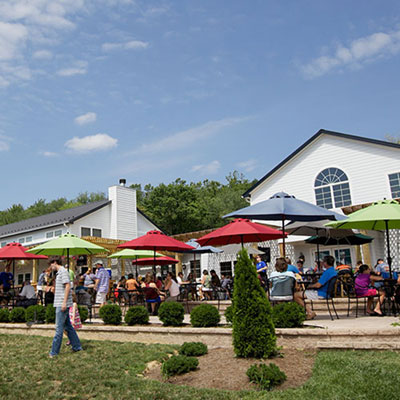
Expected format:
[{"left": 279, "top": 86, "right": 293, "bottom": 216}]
[{"left": 269, "top": 276, "right": 296, "bottom": 305}]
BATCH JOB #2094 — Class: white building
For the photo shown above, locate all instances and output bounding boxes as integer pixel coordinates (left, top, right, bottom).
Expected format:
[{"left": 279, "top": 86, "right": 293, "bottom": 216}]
[
  {"left": 0, "top": 181, "right": 159, "bottom": 284},
  {"left": 243, "top": 129, "right": 400, "bottom": 269}
]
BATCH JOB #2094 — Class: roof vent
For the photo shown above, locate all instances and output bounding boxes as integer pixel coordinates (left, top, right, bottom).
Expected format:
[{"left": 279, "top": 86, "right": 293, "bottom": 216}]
[{"left": 119, "top": 178, "right": 126, "bottom": 187}]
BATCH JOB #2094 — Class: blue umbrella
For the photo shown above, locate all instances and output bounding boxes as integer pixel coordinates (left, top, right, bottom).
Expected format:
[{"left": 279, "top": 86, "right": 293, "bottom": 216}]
[{"left": 223, "top": 192, "right": 344, "bottom": 256}]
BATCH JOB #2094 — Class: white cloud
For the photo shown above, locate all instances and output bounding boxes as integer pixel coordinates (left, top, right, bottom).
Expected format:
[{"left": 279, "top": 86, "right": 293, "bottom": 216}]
[
  {"left": 132, "top": 117, "right": 247, "bottom": 155},
  {"left": 32, "top": 49, "right": 53, "bottom": 60},
  {"left": 57, "top": 61, "right": 88, "bottom": 77},
  {"left": 301, "top": 30, "right": 400, "bottom": 78},
  {"left": 74, "top": 112, "right": 97, "bottom": 126},
  {"left": 102, "top": 40, "right": 149, "bottom": 52},
  {"left": 0, "top": 134, "right": 12, "bottom": 151},
  {"left": 237, "top": 159, "right": 257, "bottom": 172},
  {"left": 65, "top": 133, "right": 118, "bottom": 153},
  {"left": 40, "top": 151, "right": 58, "bottom": 157},
  {"left": 191, "top": 160, "right": 221, "bottom": 175}
]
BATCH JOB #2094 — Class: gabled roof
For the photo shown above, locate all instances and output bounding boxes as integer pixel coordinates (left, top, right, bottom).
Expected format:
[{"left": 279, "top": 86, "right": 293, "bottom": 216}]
[
  {"left": 243, "top": 129, "right": 400, "bottom": 198},
  {"left": 0, "top": 200, "right": 111, "bottom": 238}
]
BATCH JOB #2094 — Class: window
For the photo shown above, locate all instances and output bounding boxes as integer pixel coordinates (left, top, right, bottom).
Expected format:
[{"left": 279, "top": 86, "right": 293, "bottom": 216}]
[
  {"left": 25, "top": 273, "right": 31, "bottom": 282},
  {"left": 54, "top": 230, "right": 62, "bottom": 237},
  {"left": 389, "top": 172, "right": 400, "bottom": 198},
  {"left": 92, "top": 228, "right": 102, "bottom": 238},
  {"left": 18, "top": 274, "right": 23, "bottom": 285},
  {"left": 25, "top": 236, "right": 32, "bottom": 243},
  {"left": 334, "top": 249, "right": 352, "bottom": 266},
  {"left": 81, "top": 227, "right": 91, "bottom": 236},
  {"left": 314, "top": 168, "right": 352, "bottom": 209},
  {"left": 46, "top": 231, "right": 54, "bottom": 239},
  {"left": 220, "top": 261, "right": 232, "bottom": 277},
  {"left": 19, "top": 238, "right": 25, "bottom": 244},
  {"left": 190, "top": 260, "right": 201, "bottom": 279},
  {"left": 1, "top": 242, "right": 6, "bottom": 247}
]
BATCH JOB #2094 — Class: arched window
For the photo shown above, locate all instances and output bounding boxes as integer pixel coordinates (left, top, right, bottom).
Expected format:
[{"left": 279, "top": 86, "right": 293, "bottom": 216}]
[{"left": 314, "top": 168, "right": 352, "bottom": 209}]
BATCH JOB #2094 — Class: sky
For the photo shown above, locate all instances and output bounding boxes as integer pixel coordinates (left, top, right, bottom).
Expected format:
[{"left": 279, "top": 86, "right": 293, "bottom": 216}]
[{"left": 1, "top": 0, "right": 400, "bottom": 209}]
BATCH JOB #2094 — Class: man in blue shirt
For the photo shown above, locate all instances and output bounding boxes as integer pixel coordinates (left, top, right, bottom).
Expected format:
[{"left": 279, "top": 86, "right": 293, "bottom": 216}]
[
  {"left": 285, "top": 257, "right": 300, "bottom": 274},
  {"left": 0, "top": 263, "right": 14, "bottom": 293},
  {"left": 294, "top": 255, "right": 337, "bottom": 319}
]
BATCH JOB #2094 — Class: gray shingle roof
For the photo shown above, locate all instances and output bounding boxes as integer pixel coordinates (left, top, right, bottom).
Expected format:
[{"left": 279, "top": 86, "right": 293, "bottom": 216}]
[{"left": 0, "top": 200, "right": 111, "bottom": 238}]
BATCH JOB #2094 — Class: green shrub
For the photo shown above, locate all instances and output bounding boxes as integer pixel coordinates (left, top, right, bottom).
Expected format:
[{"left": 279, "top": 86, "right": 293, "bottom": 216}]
[
  {"left": 232, "top": 249, "right": 276, "bottom": 358},
  {"left": 0, "top": 308, "right": 10, "bottom": 322},
  {"left": 247, "top": 363, "right": 287, "bottom": 391},
  {"left": 190, "top": 304, "right": 220, "bottom": 327},
  {"left": 99, "top": 304, "right": 122, "bottom": 325},
  {"left": 272, "top": 302, "right": 306, "bottom": 328},
  {"left": 25, "top": 305, "right": 46, "bottom": 323},
  {"left": 9, "top": 307, "right": 26, "bottom": 323},
  {"left": 45, "top": 305, "right": 56, "bottom": 323},
  {"left": 179, "top": 342, "right": 208, "bottom": 357},
  {"left": 78, "top": 305, "right": 89, "bottom": 323},
  {"left": 125, "top": 306, "right": 149, "bottom": 325},
  {"left": 158, "top": 302, "right": 185, "bottom": 326},
  {"left": 161, "top": 355, "right": 199, "bottom": 377},
  {"left": 225, "top": 305, "right": 233, "bottom": 324}
]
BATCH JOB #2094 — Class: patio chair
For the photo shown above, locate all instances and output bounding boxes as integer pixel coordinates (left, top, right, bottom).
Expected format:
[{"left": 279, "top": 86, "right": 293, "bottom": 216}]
[
  {"left": 269, "top": 276, "right": 295, "bottom": 305},
  {"left": 325, "top": 276, "right": 339, "bottom": 321},
  {"left": 76, "top": 289, "right": 93, "bottom": 323}
]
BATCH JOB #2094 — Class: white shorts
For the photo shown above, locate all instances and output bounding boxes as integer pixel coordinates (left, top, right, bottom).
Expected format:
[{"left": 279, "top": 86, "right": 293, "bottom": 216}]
[
  {"left": 304, "top": 290, "right": 325, "bottom": 301},
  {"left": 96, "top": 291, "right": 107, "bottom": 304}
]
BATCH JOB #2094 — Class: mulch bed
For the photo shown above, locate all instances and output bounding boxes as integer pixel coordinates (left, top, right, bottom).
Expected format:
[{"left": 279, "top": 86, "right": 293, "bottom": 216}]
[{"left": 144, "top": 347, "right": 316, "bottom": 391}]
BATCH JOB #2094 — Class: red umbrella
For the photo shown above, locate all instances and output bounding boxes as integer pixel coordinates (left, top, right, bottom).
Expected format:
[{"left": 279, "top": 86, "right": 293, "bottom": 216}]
[
  {"left": 132, "top": 256, "right": 179, "bottom": 266},
  {"left": 0, "top": 242, "right": 48, "bottom": 286},
  {"left": 197, "top": 218, "right": 286, "bottom": 247},
  {"left": 118, "top": 230, "right": 194, "bottom": 273}
]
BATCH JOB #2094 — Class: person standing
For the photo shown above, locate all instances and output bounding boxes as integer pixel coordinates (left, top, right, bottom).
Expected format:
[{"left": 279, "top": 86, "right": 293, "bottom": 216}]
[
  {"left": 94, "top": 260, "right": 110, "bottom": 307},
  {"left": 49, "top": 257, "right": 82, "bottom": 358},
  {"left": 0, "top": 262, "right": 14, "bottom": 294},
  {"left": 37, "top": 270, "right": 46, "bottom": 305}
]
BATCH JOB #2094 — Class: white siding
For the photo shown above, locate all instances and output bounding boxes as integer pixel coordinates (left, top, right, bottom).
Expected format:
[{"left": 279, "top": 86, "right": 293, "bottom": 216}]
[
  {"left": 251, "top": 134, "right": 400, "bottom": 210},
  {"left": 137, "top": 211, "right": 158, "bottom": 237},
  {"left": 108, "top": 185, "right": 137, "bottom": 240},
  {"left": 69, "top": 205, "right": 111, "bottom": 238}
]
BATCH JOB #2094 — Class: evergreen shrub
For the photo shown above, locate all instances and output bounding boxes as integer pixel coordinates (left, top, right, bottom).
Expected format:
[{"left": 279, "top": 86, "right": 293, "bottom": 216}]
[
  {"left": 158, "top": 302, "right": 185, "bottom": 326},
  {"left": 161, "top": 355, "right": 199, "bottom": 377},
  {"left": 272, "top": 302, "right": 306, "bottom": 328},
  {"left": 78, "top": 305, "right": 89, "bottom": 323},
  {"left": 99, "top": 304, "right": 122, "bottom": 325},
  {"left": 247, "top": 363, "right": 287, "bottom": 391},
  {"left": 9, "top": 307, "right": 26, "bottom": 323},
  {"left": 124, "top": 306, "right": 149, "bottom": 325},
  {"left": 224, "top": 304, "right": 233, "bottom": 324},
  {"left": 232, "top": 249, "right": 277, "bottom": 358},
  {"left": 25, "top": 305, "right": 46, "bottom": 323},
  {"left": 0, "top": 308, "right": 10, "bottom": 322},
  {"left": 45, "top": 305, "right": 56, "bottom": 323},
  {"left": 190, "top": 304, "right": 220, "bottom": 327},
  {"left": 179, "top": 342, "right": 208, "bottom": 357}
]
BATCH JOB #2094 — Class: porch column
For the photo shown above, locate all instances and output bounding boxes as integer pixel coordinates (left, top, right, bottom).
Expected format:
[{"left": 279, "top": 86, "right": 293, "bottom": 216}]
[
  {"left": 176, "top": 253, "right": 183, "bottom": 274},
  {"left": 32, "top": 260, "right": 38, "bottom": 284}
]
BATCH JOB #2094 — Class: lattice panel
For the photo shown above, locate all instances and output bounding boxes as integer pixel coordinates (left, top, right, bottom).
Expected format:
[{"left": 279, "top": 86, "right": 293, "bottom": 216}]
[{"left": 387, "top": 229, "right": 400, "bottom": 270}]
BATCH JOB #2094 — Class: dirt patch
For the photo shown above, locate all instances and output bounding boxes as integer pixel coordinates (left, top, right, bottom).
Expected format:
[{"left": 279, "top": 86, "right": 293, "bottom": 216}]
[{"left": 144, "top": 347, "right": 316, "bottom": 391}]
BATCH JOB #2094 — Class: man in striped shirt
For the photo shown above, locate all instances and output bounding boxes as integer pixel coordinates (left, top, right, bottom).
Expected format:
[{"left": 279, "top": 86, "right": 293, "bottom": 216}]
[{"left": 49, "top": 257, "right": 82, "bottom": 358}]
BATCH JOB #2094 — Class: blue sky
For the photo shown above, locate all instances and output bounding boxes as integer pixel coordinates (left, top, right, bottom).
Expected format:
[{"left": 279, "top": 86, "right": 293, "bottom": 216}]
[{"left": 1, "top": 0, "right": 400, "bottom": 209}]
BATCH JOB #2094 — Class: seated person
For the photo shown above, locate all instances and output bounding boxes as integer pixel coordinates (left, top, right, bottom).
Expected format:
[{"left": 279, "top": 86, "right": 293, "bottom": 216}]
[
  {"left": 141, "top": 273, "right": 162, "bottom": 315},
  {"left": 176, "top": 272, "right": 184, "bottom": 285},
  {"left": 355, "top": 264, "right": 385, "bottom": 316},
  {"left": 221, "top": 274, "right": 232, "bottom": 299},
  {"left": 285, "top": 257, "right": 300, "bottom": 274},
  {"left": 336, "top": 263, "right": 352, "bottom": 274},
  {"left": 16, "top": 280, "right": 37, "bottom": 307},
  {"left": 296, "top": 259, "right": 305, "bottom": 274},
  {"left": 294, "top": 255, "right": 337, "bottom": 320},
  {"left": 83, "top": 268, "right": 96, "bottom": 289},
  {"left": 163, "top": 272, "right": 181, "bottom": 302},
  {"left": 269, "top": 258, "right": 296, "bottom": 301},
  {"left": 116, "top": 276, "right": 129, "bottom": 303}
]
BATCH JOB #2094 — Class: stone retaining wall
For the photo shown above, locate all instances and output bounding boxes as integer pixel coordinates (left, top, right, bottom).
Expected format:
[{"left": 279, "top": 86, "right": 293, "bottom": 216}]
[{"left": 1, "top": 323, "right": 400, "bottom": 350}]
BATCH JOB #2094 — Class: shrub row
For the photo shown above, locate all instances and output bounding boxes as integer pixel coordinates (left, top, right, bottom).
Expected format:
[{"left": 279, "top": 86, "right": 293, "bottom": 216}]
[{"left": 0, "top": 304, "right": 90, "bottom": 324}]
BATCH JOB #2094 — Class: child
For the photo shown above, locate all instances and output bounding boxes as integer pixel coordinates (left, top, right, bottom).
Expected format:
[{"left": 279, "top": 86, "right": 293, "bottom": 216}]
[{"left": 355, "top": 264, "right": 385, "bottom": 316}]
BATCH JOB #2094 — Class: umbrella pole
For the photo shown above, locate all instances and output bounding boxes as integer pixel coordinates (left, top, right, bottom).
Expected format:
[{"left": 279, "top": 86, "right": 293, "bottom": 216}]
[
  {"left": 316, "top": 228, "right": 321, "bottom": 271},
  {"left": 193, "top": 253, "right": 196, "bottom": 280},
  {"left": 385, "top": 220, "right": 392, "bottom": 278},
  {"left": 12, "top": 260, "right": 15, "bottom": 290},
  {"left": 153, "top": 247, "right": 156, "bottom": 276},
  {"left": 240, "top": 235, "right": 244, "bottom": 249},
  {"left": 282, "top": 217, "right": 286, "bottom": 258},
  {"left": 67, "top": 248, "right": 70, "bottom": 271}
]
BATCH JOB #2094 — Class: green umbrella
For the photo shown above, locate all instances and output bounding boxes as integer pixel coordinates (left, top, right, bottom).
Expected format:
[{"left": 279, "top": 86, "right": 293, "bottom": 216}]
[
  {"left": 326, "top": 199, "right": 400, "bottom": 276},
  {"left": 108, "top": 249, "right": 163, "bottom": 277},
  {"left": 26, "top": 233, "right": 109, "bottom": 269}
]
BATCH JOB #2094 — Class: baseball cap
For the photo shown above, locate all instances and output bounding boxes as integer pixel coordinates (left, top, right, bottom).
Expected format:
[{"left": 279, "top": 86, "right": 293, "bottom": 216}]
[{"left": 95, "top": 260, "right": 104, "bottom": 266}]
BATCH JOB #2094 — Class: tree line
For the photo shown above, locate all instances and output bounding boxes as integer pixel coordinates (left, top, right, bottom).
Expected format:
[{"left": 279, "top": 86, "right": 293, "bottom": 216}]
[{"left": 0, "top": 172, "right": 256, "bottom": 235}]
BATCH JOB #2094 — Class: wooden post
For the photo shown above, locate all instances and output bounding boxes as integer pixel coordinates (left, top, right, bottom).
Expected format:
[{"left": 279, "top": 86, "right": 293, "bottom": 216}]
[
  {"left": 360, "top": 230, "right": 372, "bottom": 266},
  {"left": 32, "top": 260, "right": 38, "bottom": 284},
  {"left": 176, "top": 253, "right": 183, "bottom": 274}
]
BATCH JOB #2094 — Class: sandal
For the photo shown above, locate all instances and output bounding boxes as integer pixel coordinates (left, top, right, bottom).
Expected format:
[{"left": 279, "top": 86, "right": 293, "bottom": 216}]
[{"left": 306, "top": 311, "right": 316, "bottom": 320}]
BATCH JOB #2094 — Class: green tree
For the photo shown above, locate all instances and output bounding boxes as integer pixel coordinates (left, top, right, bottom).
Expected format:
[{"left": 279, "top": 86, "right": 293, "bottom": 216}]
[{"left": 232, "top": 248, "right": 276, "bottom": 358}]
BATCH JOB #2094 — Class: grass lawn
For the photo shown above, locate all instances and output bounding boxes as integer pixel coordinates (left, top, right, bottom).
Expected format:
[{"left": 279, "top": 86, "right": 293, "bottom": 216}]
[{"left": 0, "top": 333, "right": 399, "bottom": 400}]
